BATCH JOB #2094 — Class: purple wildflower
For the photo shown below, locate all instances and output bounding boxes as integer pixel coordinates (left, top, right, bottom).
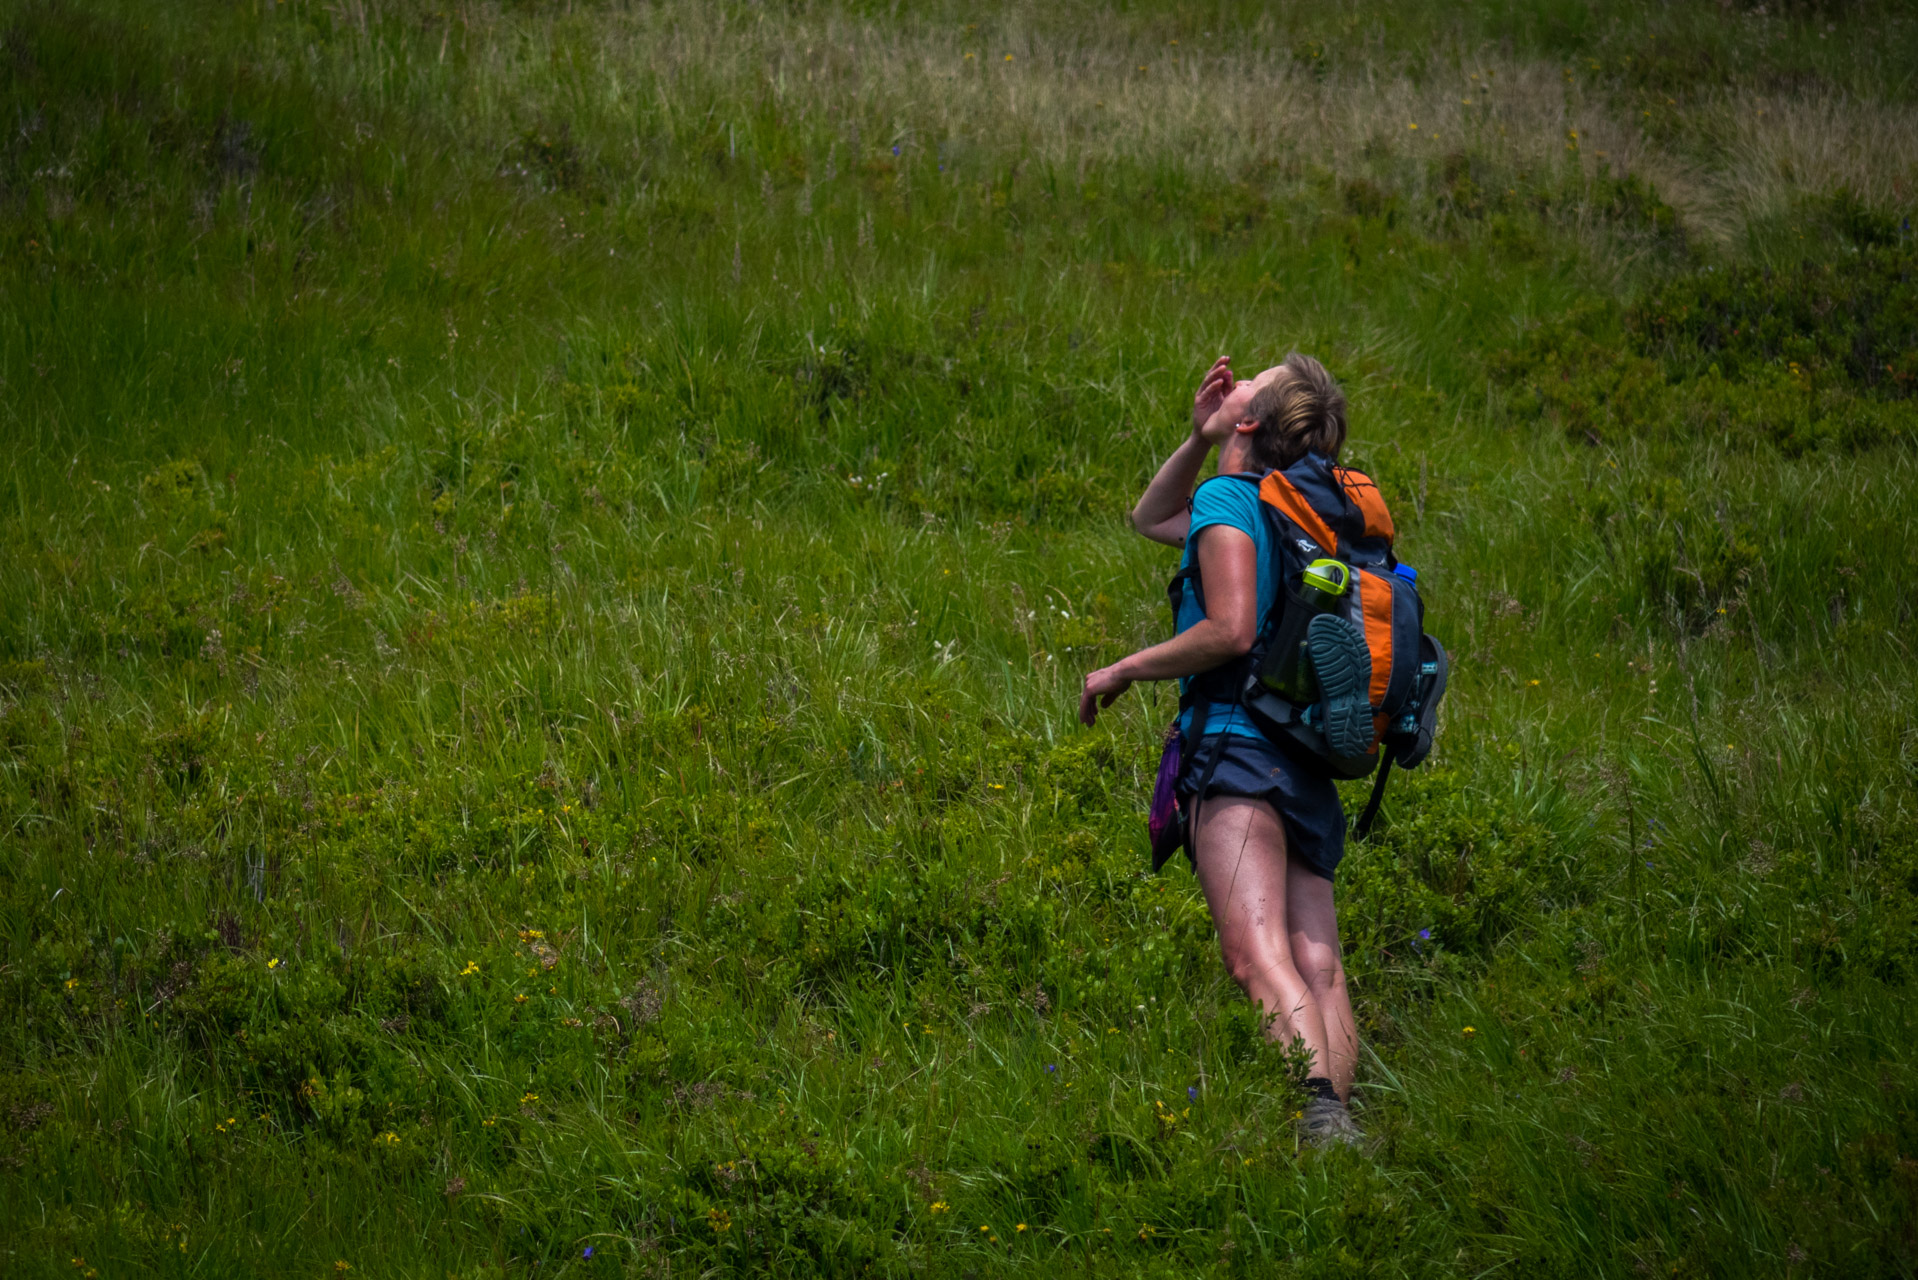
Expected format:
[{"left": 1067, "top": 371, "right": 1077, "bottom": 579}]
[
  {"left": 583, "top": 1246, "right": 594, "bottom": 1259},
  {"left": 1187, "top": 1086, "right": 1198, "bottom": 1101}
]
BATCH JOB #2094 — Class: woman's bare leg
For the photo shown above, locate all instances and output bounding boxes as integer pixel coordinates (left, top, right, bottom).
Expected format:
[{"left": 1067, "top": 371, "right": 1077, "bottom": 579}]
[
  {"left": 1189, "top": 796, "right": 1332, "bottom": 1081},
  {"left": 1285, "top": 863, "right": 1357, "bottom": 1100}
]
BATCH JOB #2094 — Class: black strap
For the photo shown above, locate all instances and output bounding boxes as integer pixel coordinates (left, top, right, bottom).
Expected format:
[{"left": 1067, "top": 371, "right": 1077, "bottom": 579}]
[
  {"left": 1184, "top": 698, "right": 1222, "bottom": 848},
  {"left": 1352, "top": 752, "right": 1393, "bottom": 840}
]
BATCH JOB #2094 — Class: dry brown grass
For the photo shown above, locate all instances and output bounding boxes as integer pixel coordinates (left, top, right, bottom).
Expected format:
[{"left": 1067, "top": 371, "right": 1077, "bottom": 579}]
[{"left": 321, "top": 2, "right": 1916, "bottom": 244}]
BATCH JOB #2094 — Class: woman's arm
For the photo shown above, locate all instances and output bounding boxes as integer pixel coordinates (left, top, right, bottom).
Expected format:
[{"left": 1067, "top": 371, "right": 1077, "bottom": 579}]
[
  {"left": 1130, "top": 357, "right": 1237, "bottom": 547},
  {"left": 1078, "top": 524, "right": 1257, "bottom": 727},
  {"left": 1130, "top": 435, "right": 1210, "bottom": 547}
]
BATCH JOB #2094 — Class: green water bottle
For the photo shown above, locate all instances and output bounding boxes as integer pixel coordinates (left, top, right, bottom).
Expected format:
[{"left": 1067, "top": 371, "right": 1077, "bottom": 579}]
[{"left": 1262, "top": 558, "right": 1352, "bottom": 704}]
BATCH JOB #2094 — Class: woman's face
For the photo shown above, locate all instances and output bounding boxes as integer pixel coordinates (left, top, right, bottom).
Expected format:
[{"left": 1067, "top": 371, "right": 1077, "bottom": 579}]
[{"left": 1220, "top": 364, "right": 1288, "bottom": 425}]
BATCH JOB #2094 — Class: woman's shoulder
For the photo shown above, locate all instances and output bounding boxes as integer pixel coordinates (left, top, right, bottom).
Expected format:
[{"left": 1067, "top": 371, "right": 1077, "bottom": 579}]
[{"left": 1190, "top": 472, "right": 1265, "bottom": 526}]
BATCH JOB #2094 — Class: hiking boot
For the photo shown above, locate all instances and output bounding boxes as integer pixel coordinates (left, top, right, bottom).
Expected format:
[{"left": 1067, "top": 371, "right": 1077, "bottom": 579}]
[
  {"left": 1307, "top": 613, "right": 1373, "bottom": 759},
  {"left": 1298, "top": 1096, "right": 1364, "bottom": 1149}
]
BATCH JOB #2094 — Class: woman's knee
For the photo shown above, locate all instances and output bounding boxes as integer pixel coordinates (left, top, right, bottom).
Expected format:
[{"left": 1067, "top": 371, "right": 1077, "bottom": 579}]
[
  {"left": 1291, "top": 938, "right": 1346, "bottom": 994},
  {"left": 1219, "top": 937, "right": 1299, "bottom": 991}
]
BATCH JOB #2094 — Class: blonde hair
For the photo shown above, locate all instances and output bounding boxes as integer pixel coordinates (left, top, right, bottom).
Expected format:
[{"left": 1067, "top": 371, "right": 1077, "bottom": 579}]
[{"left": 1244, "top": 353, "right": 1347, "bottom": 471}]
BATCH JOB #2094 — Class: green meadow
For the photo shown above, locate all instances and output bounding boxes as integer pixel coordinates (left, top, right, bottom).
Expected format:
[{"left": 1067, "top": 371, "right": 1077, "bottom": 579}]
[{"left": 3, "top": 0, "right": 1917, "bottom": 1274}]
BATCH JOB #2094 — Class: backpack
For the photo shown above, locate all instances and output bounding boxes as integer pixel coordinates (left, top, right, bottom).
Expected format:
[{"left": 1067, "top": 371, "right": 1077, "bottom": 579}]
[{"left": 1151, "top": 455, "right": 1448, "bottom": 869}]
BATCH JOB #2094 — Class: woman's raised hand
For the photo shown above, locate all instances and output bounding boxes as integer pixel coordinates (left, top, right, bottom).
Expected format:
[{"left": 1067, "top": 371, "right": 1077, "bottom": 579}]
[{"left": 1191, "top": 356, "right": 1235, "bottom": 437}]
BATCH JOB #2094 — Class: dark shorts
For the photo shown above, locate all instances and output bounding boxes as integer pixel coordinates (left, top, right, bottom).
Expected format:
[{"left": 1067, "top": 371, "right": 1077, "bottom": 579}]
[{"left": 1176, "top": 733, "right": 1347, "bottom": 882}]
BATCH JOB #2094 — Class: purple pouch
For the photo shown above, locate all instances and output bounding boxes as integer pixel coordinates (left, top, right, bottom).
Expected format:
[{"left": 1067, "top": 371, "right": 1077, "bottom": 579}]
[{"left": 1148, "top": 724, "right": 1186, "bottom": 871}]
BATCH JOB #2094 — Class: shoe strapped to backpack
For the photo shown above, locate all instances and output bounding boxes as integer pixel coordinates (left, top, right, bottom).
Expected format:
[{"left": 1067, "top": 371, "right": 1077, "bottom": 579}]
[{"left": 1163, "top": 454, "right": 1448, "bottom": 852}]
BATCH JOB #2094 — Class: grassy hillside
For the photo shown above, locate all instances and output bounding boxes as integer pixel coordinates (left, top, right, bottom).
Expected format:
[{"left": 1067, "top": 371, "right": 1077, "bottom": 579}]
[{"left": 2, "top": 1, "right": 1916, "bottom": 1275}]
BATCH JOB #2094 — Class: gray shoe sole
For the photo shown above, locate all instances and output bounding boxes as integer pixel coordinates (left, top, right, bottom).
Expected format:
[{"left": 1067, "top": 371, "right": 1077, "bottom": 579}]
[{"left": 1308, "top": 614, "right": 1373, "bottom": 759}]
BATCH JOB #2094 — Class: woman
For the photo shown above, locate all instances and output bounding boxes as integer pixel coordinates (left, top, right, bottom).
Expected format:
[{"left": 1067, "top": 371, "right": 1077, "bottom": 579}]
[{"left": 1077, "top": 353, "right": 1362, "bottom": 1147}]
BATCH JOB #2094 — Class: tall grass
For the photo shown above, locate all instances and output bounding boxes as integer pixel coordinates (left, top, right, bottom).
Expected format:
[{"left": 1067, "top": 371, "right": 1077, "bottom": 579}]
[{"left": 2, "top": 1, "right": 1916, "bottom": 1276}]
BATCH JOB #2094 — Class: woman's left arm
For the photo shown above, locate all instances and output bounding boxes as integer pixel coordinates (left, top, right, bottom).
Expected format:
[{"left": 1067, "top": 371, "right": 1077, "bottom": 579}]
[{"left": 1078, "top": 525, "right": 1257, "bottom": 727}]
